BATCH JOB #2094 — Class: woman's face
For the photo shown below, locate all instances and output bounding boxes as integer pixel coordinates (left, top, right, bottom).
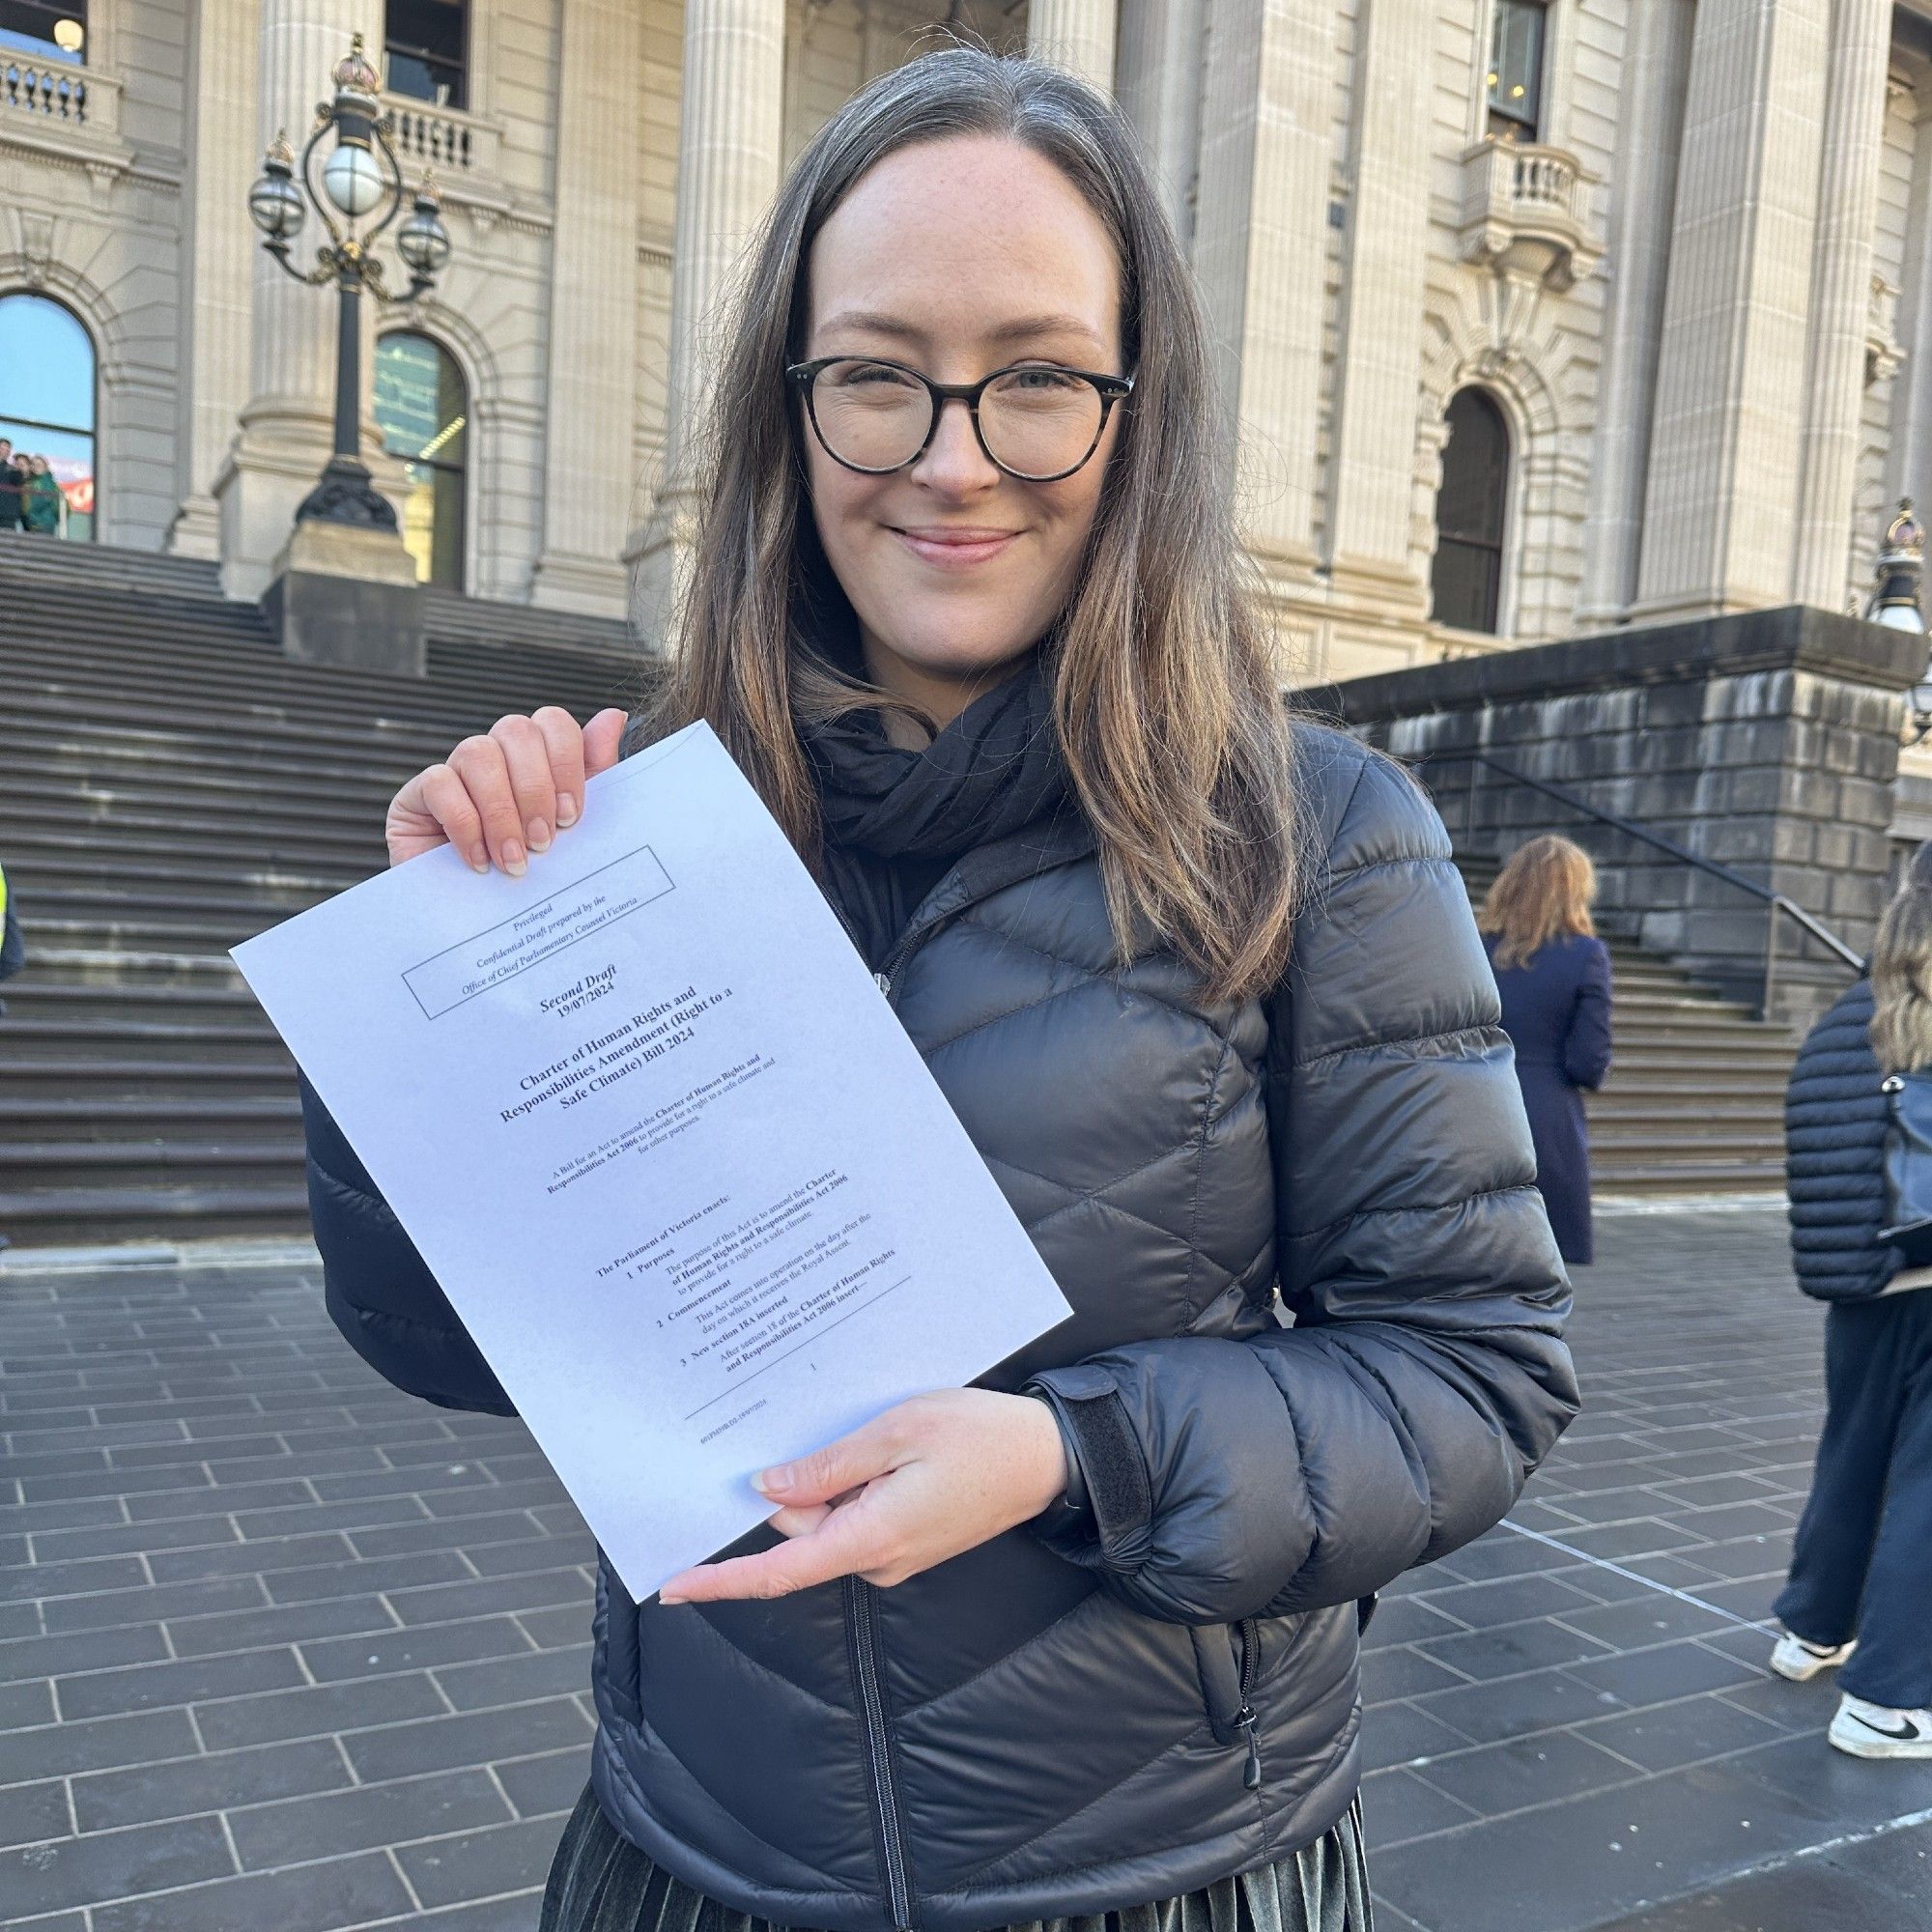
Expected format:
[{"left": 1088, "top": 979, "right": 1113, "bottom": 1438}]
[{"left": 800, "top": 134, "right": 1126, "bottom": 724}]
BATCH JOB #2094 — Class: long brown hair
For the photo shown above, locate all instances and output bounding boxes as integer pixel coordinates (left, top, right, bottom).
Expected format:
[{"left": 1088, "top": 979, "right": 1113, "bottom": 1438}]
[
  {"left": 646, "top": 45, "right": 1299, "bottom": 1001},
  {"left": 1478, "top": 836, "right": 1597, "bottom": 969},
  {"left": 1871, "top": 843, "right": 1932, "bottom": 1074}
]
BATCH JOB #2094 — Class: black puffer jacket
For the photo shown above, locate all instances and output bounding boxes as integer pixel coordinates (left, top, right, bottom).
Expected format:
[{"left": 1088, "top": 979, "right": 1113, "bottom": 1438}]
[
  {"left": 300, "top": 727, "right": 1576, "bottom": 1932},
  {"left": 1785, "top": 979, "right": 1904, "bottom": 1301}
]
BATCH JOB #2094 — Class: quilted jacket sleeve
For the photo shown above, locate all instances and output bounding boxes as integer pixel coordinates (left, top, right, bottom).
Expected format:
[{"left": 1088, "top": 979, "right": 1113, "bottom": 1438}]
[
  {"left": 300, "top": 1073, "right": 518, "bottom": 1415},
  {"left": 1784, "top": 980, "right": 1895, "bottom": 1303},
  {"left": 1026, "top": 739, "right": 1578, "bottom": 1624}
]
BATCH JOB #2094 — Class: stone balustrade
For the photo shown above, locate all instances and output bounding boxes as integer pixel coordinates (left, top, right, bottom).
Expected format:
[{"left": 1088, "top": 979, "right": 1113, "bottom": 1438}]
[
  {"left": 1, "top": 60, "right": 119, "bottom": 136},
  {"left": 1458, "top": 136, "right": 1599, "bottom": 289},
  {"left": 380, "top": 93, "right": 501, "bottom": 184}
]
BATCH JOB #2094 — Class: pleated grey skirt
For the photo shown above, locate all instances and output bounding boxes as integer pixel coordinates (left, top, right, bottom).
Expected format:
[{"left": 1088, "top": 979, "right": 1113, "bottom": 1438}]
[{"left": 538, "top": 1783, "right": 1374, "bottom": 1932}]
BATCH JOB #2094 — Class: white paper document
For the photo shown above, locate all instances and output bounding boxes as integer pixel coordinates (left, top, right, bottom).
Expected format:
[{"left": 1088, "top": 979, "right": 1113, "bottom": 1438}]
[{"left": 232, "top": 723, "right": 1072, "bottom": 1600}]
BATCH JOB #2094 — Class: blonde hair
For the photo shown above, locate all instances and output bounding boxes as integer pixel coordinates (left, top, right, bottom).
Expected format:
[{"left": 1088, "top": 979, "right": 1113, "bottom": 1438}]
[
  {"left": 1870, "top": 845, "right": 1932, "bottom": 1074},
  {"left": 644, "top": 47, "right": 1300, "bottom": 1003},
  {"left": 1478, "top": 835, "right": 1598, "bottom": 970}
]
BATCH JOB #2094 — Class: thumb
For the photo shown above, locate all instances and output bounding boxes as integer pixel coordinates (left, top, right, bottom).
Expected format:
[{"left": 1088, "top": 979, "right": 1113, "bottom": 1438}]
[
  {"left": 755, "top": 1420, "right": 897, "bottom": 1507},
  {"left": 583, "top": 707, "right": 629, "bottom": 779}
]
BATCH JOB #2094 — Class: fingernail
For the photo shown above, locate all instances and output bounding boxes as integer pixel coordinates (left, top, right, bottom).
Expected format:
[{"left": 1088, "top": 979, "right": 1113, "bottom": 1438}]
[
  {"left": 753, "top": 1466, "right": 788, "bottom": 1497},
  {"left": 556, "top": 796, "right": 579, "bottom": 828},
  {"left": 527, "top": 819, "right": 553, "bottom": 854},
  {"left": 502, "top": 841, "right": 526, "bottom": 877},
  {"left": 659, "top": 1590, "right": 686, "bottom": 1605},
  {"left": 469, "top": 847, "right": 490, "bottom": 874}
]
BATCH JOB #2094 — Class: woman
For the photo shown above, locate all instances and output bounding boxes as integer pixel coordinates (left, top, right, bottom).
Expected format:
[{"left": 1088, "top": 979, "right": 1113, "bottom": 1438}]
[
  {"left": 1772, "top": 846, "right": 1932, "bottom": 1759},
  {"left": 301, "top": 49, "right": 1576, "bottom": 1932},
  {"left": 1478, "top": 837, "right": 1612, "bottom": 1266},
  {"left": 20, "top": 456, "right": 61, "bottom": 535}
]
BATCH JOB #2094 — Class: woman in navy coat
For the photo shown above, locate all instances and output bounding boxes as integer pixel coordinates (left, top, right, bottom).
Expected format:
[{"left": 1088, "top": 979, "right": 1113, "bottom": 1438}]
[{"left": 1480, "top": 837, "right": 1613, "bottom": 1264}]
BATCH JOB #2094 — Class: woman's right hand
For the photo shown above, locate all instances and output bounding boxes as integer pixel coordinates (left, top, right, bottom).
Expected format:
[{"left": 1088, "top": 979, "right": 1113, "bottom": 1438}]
[{"left": 386, "top": 705, "right": 630, "bottom": 874}]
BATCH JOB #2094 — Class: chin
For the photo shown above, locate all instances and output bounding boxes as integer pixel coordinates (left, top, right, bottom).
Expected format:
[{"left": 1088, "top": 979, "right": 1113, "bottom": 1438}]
[{"left": 873, "top": 613, "right": 1041, "bottom": 682}]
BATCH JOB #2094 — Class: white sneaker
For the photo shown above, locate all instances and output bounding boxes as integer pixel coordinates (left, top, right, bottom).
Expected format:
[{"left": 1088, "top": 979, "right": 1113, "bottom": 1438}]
[
  {"left": 1829, "top": 1695, "right": 1932, "bottom": 1760},
  {"left": 1768, "top": 1630, "right": 1857, "bottom": 1682}
]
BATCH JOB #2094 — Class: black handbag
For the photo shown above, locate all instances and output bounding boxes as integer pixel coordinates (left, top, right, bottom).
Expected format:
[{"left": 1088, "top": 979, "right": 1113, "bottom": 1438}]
[{"left": 1879, "top": 1071, "right": 1932, "bottom": 1265}]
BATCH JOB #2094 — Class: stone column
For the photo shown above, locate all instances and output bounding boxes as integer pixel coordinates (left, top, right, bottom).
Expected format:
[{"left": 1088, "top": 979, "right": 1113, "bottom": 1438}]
[
  {"left": 1633, "top": 0, "right": 1830, "bottom": 621},
  {"left": 1323, "top": 0, "right": 1434, "bottom": 611},
  {"left": 168, "top": 0, "right": 261, "bottom": 561},
  {"left": 1791, "top": 0, "right": 1892, "bottom": 611},
  {"left": 1574, "top": 0, "right": 1694, "bottom": 624},
  {"left": 1888, "top": 77, "right": 1932, "bottom": 509},
  {"left": 1114, "top": 0, "right": 1203, "bottom": 243},
  {"left": 214, "top": 0, "right": 387, "bottom": 601},
  {"left": 1027, "top": 0, "right": 1118, "bottom": 93},
  {"left": 1190, "top": 0, "right": 1334, "bottom": 587},
  {"left": 626, "top": 0, "right": 785, "bottom": 650},
  {"left": 529, "top": 0, "right": 643, "bottom": 615}
]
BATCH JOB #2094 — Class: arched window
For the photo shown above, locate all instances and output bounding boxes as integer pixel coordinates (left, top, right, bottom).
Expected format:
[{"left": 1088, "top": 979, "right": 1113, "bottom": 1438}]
[
  {"left": 0, "top": 291, "right": 97, "bottom": 542},
  {"left": 384, "top": 0, "right": 467, "bottom": 108},
  {"left": 1430, "top": 388, "right": 1511, "bottom": 635},
  {"left": 375, "top": 331, "right": 467, "bottom": 589}
]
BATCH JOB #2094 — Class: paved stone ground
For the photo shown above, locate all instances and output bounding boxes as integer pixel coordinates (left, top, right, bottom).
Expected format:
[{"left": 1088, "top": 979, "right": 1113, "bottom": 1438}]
[{"left": 0, "top": 1208, "right": 1927, "bottom": 1931}]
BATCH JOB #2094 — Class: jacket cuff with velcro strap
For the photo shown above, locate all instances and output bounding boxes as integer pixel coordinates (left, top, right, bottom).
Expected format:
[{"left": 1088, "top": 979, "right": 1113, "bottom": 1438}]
[{"left": 1022, "top": 1364, "right": 1153, "bottom": 1574}]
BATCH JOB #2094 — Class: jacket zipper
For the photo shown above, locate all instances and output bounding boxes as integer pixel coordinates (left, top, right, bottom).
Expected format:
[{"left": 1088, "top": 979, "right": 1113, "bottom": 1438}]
[
  {"left": 1233, "top": 1616, "right": 1263, "bottom": 1792},
  {"left": 845, "top": 1576, "right": 916, "bottom": 1929}
]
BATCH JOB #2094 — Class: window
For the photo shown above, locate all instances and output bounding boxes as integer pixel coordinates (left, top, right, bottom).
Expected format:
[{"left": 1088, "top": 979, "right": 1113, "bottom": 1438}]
[
  {"left": 0, "top": 292, "right": 97, "bottom": 542},
  {"left": 1430, "top": 388, "right": 1510, "bottom": 636},
  {"left": 0, "top": 1, "right": 86, "bottom": 63},
  {"left": 376, "top": 332, "right": 467, "bottom": 589},
  {"left": 384, "top": 0, "right": 466, "bottom": 109},
  {"left": 1487, "top": 0, "right": 1547, "bottom": 142}
]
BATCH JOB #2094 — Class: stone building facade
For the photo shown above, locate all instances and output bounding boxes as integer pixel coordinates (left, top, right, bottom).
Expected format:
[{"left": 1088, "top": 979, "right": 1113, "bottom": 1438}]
[{"left": 6, "top": 0, "right": 1932, "bottom": 692}]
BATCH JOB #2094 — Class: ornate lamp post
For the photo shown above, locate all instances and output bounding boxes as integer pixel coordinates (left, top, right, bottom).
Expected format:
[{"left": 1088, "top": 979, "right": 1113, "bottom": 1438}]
[
  {"left": 1864, "top": 501, "right": 1932, "bottom": 744},
  {"left": 245, "top": 34, "right": 453, "bottom": 530}
]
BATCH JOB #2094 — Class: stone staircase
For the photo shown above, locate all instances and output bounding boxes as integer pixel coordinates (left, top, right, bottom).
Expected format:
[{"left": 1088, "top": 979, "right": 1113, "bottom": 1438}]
[
  {"left": 1453, "top": 851, "right": 1803, "bottom": 1197},
  {"left": 0, "top": 532, "right": 1812, "bottom": 1244},
  {"left": 0, "top": 533, "right": 643, "bottom": 1246}
]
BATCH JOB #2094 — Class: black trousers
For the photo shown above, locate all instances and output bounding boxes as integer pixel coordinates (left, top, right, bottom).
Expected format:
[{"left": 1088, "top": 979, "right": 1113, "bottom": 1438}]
[{"left": 1775, "top": 1288, "right": 1932, "bottom": 1710}]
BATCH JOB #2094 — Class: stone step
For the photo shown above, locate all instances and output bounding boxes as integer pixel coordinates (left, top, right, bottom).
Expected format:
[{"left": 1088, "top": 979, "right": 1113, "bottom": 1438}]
[
  {"left": 0, "top": 1183, "right": 311, "bottom": 1244},
  {"left": 0, "top": 1095, "right": 300, "bottom": 1145},
  {"left": 0, "top": 1015, "right": 292, "bottom": 1065},
  {"left": 4, "top": 1056, "right": 297, "bottom": 1098},
  {"left": 0, "top": 616, "right": 632, "bottom": 716},
  {"left": 0, "top": 980, "right": 271, "bottom": 1024},
  {"left": 0, "top": 1138, "right": 309, "bottom": 1187}
]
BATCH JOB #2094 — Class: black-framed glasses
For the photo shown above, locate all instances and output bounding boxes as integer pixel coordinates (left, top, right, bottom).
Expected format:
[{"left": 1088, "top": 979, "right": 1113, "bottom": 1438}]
[{"left": 785, "top": 355, "right": 1134, "bottom": 483}]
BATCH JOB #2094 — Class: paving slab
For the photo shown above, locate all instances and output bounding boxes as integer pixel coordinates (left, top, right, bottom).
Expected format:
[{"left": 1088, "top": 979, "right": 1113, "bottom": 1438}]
[{"left": 0, "top": 1207, "right": 1925, "bottom": 1929}]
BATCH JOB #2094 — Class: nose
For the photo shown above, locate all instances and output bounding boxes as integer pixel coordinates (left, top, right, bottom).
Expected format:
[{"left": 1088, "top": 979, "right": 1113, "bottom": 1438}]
[{"left": 909, "top": 393, "right": 1001, "bottom": 496}]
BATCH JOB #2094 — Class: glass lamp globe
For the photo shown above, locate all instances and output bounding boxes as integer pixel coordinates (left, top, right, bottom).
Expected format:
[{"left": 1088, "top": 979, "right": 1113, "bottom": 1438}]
[
  {"left": 397, "top": 187, "right": 453, "bottom": 278},
  {"left": 322, "top": 141, "right": 385, "bottom": 218},
  {"left": 248, "top": 164, "right": 306, "bottom": 242}
]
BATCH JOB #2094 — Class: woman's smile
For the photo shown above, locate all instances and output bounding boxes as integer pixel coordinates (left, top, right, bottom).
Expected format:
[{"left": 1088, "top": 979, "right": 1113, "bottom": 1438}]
[{"left": 890, "top": 523, "right": 1023, "bottom": 569}]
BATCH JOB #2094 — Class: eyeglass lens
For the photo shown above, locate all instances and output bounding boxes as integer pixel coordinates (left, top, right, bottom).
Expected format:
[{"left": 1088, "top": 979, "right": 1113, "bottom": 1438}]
[{"left": 809, "top": 359, "right": 1105, "bottom": 478}]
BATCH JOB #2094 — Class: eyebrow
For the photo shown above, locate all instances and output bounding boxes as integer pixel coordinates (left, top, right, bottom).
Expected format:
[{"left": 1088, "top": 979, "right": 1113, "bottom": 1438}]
[{"left": 815, "top": 308, "right": 1108, "bottom": 352}]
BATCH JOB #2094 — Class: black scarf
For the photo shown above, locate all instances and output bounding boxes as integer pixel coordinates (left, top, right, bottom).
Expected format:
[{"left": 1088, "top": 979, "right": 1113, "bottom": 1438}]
[{"left": 803, "top": 659, "right": 1068, "bottom": 970}]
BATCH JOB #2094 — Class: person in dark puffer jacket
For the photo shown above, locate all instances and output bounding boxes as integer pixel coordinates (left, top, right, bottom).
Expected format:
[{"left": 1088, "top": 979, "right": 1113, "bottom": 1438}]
[
  {"left": 302, "top": 50, "right": 1577, "bottom": 1932},
  {"left": 1771, "top": 847, "right": 1932, "bottom": 1758}
]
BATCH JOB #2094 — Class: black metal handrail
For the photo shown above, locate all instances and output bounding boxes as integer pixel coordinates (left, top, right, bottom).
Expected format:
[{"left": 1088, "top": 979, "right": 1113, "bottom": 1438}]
[{"left": 1414, "top": 748, "right": 1865, "bottom": 1017}]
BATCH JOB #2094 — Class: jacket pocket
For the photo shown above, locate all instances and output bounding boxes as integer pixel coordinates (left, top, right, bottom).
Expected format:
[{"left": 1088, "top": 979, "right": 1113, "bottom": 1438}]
[
  {"left": 1188, "top": 1619, "right": 1263, "bottom": 1791},
  {"left": 596, "top": 1553, "right": 642, "bottom": 1726}
]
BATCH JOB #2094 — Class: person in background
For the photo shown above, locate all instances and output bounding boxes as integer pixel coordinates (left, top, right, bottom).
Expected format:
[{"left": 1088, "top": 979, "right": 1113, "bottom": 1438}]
[
  {"left": 0, "top": 440, "right": 23, "bottom": 530},
  {"left": 20, "top": 456, "right": 62, "bottom": 536},
  {"left": 1771, "top": 843, "right": 1932, "bottom": 1759},
  {"left": 1478, "top": 835, "right": 1614, "bottom": 1265}
]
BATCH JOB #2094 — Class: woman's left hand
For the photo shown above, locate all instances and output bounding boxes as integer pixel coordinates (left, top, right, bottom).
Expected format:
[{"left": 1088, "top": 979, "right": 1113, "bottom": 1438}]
[{"left": 657, "top": 1389, "right": 1069, "bottom": 1603}]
